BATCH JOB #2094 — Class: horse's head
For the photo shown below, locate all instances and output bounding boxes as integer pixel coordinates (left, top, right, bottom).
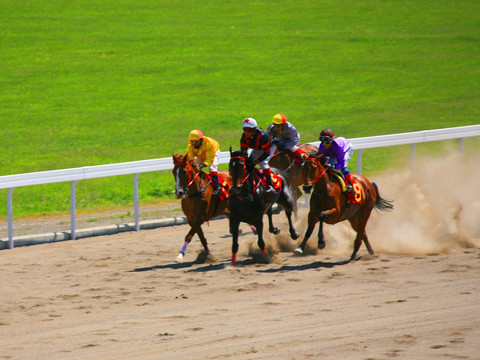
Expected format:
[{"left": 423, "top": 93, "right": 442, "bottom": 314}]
[
  {"left": 172, "top": 153, "right": 191, "bottom": 199},
  {"left": 302, "top": 154, "right": 325, "bottom": 194},
  {"left": 229, "top": 148, "right": 248, "bottom": 195}
]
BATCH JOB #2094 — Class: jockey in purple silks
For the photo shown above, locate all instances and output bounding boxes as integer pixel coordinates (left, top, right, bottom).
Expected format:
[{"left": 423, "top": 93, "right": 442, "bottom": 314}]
[{"left": 316, "top": 129, "right": 354, "bottom": 192}]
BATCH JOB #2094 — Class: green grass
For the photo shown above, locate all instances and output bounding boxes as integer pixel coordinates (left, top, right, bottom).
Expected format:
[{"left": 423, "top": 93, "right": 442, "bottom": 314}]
[{"left": 1, "top": 0, "right": 479, "bottom": 217}]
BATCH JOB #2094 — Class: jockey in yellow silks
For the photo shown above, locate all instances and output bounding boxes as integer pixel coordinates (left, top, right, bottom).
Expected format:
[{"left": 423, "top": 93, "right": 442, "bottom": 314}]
[{"left": 186, "top": 129, "right": 222, "bottom": 197}]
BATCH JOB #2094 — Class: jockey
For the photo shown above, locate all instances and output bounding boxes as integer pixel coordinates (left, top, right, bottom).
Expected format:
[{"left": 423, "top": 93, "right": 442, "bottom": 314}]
[
  {"left": 267, "top": 113, "right": 306, "bottom": 165},
  {"left": 240, "top": 117, "right": 276, "bottom": 194},
  {"left": 316, "top": 129, "right": 355, "bottom": 192},
  {"left": 186, "top": 129, "right": 222, "bottom": 197}
]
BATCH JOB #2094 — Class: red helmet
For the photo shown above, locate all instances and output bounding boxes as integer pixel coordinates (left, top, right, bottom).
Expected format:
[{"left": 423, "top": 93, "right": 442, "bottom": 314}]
[{"left": 319, "top": 129, "right": 334, "bottom": 143}]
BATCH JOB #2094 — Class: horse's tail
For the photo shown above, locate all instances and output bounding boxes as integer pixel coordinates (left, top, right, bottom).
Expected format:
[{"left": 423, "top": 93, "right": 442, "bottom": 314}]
[{"left": 371, "top": 182, "right": 394, "bottom": 212}]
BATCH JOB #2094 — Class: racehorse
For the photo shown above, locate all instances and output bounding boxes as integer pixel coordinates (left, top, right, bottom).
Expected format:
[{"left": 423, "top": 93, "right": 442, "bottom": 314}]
[
  {"left": 172, "top": 153, "right": 233, "bottom": 263},
  {"left": 294, "top": 154, "right": 393, "bottom": 260},
  {"left": 269, "top": 143, "right": 319, "bottom": 211},
  {"left": 228, "top": 149, "right": 300, "bottom": 266}
]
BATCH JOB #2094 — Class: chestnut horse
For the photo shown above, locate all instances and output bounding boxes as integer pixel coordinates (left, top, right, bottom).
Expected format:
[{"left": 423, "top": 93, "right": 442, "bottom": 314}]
[
  {"left": 294, "top": 154, "right": 393, "bottom": 260},
  {"left": 269, "top": 143, "right": 319, "bottom": 211},
  {"left": 229, "top": 149, "right": 300, "bottom": 266},
  {"left": 172, "top": 153, "right": 232, "bottom": 263}
]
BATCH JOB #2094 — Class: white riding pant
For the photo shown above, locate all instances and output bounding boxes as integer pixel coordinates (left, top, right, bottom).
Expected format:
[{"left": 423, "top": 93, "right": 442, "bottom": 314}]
[
  {"left": 208, "top": 150, "right": 221, "bottom": 173},
  {"left": 249, "top": 147, "right": 275, "bottom": 170}
]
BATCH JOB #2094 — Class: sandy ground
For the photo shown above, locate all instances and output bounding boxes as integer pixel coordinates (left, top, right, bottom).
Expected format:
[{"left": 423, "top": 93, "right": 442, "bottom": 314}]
[{"left": 1, "top": 154, "right": 479, "bottom": 360}]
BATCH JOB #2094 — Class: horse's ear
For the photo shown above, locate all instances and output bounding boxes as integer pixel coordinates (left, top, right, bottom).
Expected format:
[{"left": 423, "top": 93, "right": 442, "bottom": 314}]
[{"left": 229, "top": 146, "right": 233, "bottom": 156}]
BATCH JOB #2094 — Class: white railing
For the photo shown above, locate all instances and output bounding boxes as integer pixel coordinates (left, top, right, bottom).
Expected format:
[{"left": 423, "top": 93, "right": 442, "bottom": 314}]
[{"left": 1, "top": 124, "right": 479, "bottom": 249}]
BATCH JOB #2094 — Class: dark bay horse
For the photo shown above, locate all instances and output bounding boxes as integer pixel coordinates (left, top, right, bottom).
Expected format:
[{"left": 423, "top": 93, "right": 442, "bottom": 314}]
[
  {"left": 269, "top": 143, "right": 319, "bottom": 211},
  {"left": 172, "top": 153, "right": 233, "bottom": 263},
  {"left": 228, "top": 149, "right": 300, "bottom": 266},
  {"left": 294, "top": 154, "right": 393, "bottom": 260}
]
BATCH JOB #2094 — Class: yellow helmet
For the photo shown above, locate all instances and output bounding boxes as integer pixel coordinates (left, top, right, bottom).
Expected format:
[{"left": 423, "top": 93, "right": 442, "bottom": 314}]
[
  {"left": 188, "top": 129, "right": 204, "bottom": 141},
  {"left": 272, "top": 113, "right": 287, "bottom": 125}
]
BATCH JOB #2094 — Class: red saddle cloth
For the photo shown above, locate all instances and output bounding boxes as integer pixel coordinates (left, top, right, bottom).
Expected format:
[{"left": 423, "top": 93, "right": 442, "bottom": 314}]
[
  {"left": 254, "top": 169, "right": 283, "bottom": 193},
  {"left": 348, "top": 178, "right": 362, "bottom": 204},
  {"left": 328, "top": 170, "right": 362, "bottom": 204},
  {"left": 217, "top": 174, "right": 231, "bottom": 201}
]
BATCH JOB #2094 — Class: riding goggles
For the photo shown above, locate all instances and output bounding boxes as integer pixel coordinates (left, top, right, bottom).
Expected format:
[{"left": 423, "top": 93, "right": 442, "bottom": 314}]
[{"left": 319, "top": 136, "right": 332, "bottom": 144}]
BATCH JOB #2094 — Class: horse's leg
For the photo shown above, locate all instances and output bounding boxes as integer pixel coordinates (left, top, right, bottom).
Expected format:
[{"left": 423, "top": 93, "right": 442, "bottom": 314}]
[
  {"left": 176, "top": 227, "right": 196, "bottom": 263},
  {"left": 267, "top": 207, "right": 280, "bottom": 235},
  {"left": 195, "top": 225, "right": 209, "bottom": 255},
  {"left": 317, "top": 217, "right": 326, "bottom": 249},
  {"left": 348, "top": 211, "right": 373, "bottom": 260},
  {"left": 294, "top": 210, "right": 319, "bottom": 255},
  {"left": 230, "top": 217, "right": 241, "bottom": 266},
  {"left": 284, "top": 208, "right": 299, "bottom": 240},
  {"left": 362, "top": 232, "right": 374, "bottom": 255},
  {"left": 255, "top": 220, "right": 267, "bottom": 255}
]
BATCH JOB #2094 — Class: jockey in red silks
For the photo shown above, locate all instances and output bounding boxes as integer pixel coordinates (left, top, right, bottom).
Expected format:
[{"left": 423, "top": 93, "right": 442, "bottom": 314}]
[
  {"left": 267, "top": 113, "right": 307, "bottom": 165},
  {"left": 316, "top": 129, "right": 355, "bottom": 192},
  {"left": 240, "top": 117, "right": 276, "bottom": 194},
  {"left": 186, "top": 129, "right": 222, "bottom": 197}
]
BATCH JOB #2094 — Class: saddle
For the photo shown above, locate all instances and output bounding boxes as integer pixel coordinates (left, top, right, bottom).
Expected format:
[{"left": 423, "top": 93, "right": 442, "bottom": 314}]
[
  {"left": 328, "top": 170, "right": 362, "bottom": 204},
  {"left": 204, "top": 173, "right": 230, "bottom": 201},
  {"left": 254, "top": 169, "right": 282, "bottom": 194}
]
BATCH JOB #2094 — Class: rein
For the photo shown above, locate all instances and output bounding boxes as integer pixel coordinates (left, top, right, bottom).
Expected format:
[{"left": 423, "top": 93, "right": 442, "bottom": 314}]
[
  {"left": 303, "top": 157, "right": 328, "bottom": 185},
  {"left": 175, "top": 161, "right": 211, "bottom": 195},
  {"left": 272, "top": 151, "right": 295, "bottom": 172},
  {"left": 230, "top": 156, "right": 249, "bottom": 185}
]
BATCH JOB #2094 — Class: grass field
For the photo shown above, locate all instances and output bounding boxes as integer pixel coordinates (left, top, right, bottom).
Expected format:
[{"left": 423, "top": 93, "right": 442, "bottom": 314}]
[{"left": 1, "top": 0, "right": 479, "bottom": 217}]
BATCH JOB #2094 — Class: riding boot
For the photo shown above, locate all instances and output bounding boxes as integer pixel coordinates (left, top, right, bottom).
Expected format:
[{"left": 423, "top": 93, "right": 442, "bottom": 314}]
[
  {"left": 210, "top": 173, "right": 222, "bottom": 197},
  {"left": 263, "top": 168, "right": 276, "bottom": 194},
  {"left": 344, "top": 173, "right": 354, "bottom": 193},
  {"left": 292, "top": 148, "right": 306, "bottom": 166}
]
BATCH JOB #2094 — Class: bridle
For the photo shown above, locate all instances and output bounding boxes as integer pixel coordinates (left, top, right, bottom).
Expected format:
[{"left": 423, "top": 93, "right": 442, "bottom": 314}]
[
  {"left": 302, "top": 157, "right": 328, "bottom": 185},
  {"left": 229, "top": 156, "right": 264, "bottom": 196},
  {"left": 230, "top": 156, "right": 249, "bottom": 186},
  {"left": 174, "top": 161, "right": 211, "bottom": 197}
]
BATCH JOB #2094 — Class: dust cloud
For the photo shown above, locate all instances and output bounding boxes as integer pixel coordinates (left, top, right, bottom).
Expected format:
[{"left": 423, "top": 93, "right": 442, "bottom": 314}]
[{"left": 242, "top": 153, "right": 479, "bottom": 258}]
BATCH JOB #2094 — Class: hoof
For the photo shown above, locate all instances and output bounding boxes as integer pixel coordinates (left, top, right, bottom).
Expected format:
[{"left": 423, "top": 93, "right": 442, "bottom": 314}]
[
  {"left": 175, "top": 253, "right": 184, "bottom": 263},
  {"left": 293, "top": 247, "right": 303, "bottom": 255},
  {"left": 290, "top": 231, "right": 300, "bottom": 240},
  {"left": 318, "top": 241, "right": 326, "bottom": 249}
]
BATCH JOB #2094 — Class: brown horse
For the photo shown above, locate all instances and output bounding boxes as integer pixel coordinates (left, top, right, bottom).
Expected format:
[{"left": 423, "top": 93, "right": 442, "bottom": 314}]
[
  {"left": 172, "top": 153, "right": 233, "bottom": 263},
  {"left": 294, "top": 154, "right": 393, "bottom": 260},
  {"left": 269, "top": 143, "right": 319, "bottom": 211}
]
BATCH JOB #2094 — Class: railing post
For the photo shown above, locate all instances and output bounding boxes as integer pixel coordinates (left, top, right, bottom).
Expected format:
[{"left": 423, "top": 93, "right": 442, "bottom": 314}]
[
  {"left": 70, "top": 181, "right": 78, "bottom": 240},
  {"left": 134, "top": 173, "right": 140, "bottom": 231},
  {"left": 410, "top": 144, "right": 416, "bottom": 170},
  {"left": 7, "top": 188, "right": 15, "bottom": 249},
  {"left": 356, "top": 149, "right": 363, "bottom": 175},
  {"left": 459, "top": 138, "right": 465, "bottom": 158}
]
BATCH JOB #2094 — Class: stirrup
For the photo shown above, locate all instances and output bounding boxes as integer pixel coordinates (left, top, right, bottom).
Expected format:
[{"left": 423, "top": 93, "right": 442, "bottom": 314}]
[
  {"left": 266, "top": 185, "right": 275, "bottom": 194},
  {"left": 345, "top": 184, "right": 353, "bottom": 193},
  {"left": 212, "top": 188, "right": 222, "bottom": 197}
]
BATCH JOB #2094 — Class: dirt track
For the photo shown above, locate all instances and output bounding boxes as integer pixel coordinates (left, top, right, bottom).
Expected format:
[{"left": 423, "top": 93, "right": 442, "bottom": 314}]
[{"left": 1, "top": 155, "right": 479, "bottom": 359}]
